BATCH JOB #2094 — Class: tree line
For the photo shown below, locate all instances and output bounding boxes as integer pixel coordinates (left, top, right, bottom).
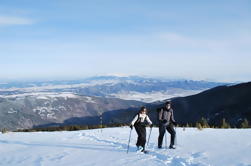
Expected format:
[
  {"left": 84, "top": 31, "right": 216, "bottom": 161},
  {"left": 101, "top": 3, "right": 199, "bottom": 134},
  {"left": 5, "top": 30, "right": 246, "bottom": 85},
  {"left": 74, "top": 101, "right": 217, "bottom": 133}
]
[{"left": 1, "top": 118, "right": 250, "bottom": 133}]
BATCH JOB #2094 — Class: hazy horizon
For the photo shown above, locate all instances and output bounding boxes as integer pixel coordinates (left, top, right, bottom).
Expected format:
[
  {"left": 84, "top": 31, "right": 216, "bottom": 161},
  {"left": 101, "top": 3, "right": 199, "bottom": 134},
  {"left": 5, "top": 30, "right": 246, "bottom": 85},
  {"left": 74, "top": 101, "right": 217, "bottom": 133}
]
[{"left": 0, "top": 74, "right": 242, "bottom": 84}]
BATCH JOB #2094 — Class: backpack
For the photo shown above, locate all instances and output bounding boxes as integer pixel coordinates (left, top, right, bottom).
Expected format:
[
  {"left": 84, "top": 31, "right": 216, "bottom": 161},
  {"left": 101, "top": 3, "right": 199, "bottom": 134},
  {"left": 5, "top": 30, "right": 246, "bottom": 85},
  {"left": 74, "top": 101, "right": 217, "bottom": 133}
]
[
  {"left": 134, "top": 113, "right": 148, "bottom": 126},
  {"left": 156, "top": 107, "right": 163, "bottom": 121}
]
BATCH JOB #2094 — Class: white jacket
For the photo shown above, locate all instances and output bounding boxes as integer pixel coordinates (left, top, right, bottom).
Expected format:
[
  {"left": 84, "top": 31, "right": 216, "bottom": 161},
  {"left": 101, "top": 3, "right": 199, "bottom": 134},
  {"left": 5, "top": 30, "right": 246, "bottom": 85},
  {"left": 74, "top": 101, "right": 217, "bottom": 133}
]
[{"left": 131, "top": 113, "right": 152, "bottom": 126}]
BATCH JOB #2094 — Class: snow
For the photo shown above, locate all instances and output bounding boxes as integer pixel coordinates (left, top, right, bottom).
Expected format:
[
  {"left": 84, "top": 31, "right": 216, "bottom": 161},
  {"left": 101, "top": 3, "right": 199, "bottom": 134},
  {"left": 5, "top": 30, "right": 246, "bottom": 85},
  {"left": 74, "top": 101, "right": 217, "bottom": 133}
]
[
  {"left": 0, "top": 90, "right": 200, "bottom": 103},
  {"left": 7, "top": 111, "right": 17, "bottom": 114},
  {"left": 33, "top": 106, "right": 57, "bottom": 119},
  {"left": 0, "top": 127, "right": 251, "bottom": 166},
  {"left": 111, "top": 90, "right": 201, "bottom": 103},
  {"left": 0, "top": 80, "right": 120, "bottom": 93},
  {"left": 84, "top": 96, "right": 96, "bottom": 103},
  {"left": 0, "top": 92, "right": 79, "bottom": 99},
  {"left": 7, "top": 108, "right": 18, "bottom": 114}
]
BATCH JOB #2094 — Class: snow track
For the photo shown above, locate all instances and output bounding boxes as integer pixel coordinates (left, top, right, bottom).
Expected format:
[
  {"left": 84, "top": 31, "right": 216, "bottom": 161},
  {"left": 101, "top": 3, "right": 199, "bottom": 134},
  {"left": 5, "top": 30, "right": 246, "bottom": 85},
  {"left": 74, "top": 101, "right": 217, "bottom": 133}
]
[
  {"left": 0, "top": 127, "right": 251, "bottom": 166},
  {"left": 82, "top": 128, "right": 208, "bottom": 166}
]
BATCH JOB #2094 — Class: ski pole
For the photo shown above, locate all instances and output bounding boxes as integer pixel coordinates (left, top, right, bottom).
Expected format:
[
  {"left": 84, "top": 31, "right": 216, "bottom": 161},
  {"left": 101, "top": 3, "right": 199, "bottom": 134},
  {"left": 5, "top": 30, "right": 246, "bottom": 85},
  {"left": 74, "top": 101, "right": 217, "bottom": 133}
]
[
  {"left": 174, "top": 127, "right": 177, "bottom": 146},
  {"left": 165, "top": 130, "right": 167, "bottom": 149},
  {"left": 146, "top": 127, "right": 152, "bottom": 147},
  {"left": 127, "top": 128, "right": 132, "bottom": 154}
]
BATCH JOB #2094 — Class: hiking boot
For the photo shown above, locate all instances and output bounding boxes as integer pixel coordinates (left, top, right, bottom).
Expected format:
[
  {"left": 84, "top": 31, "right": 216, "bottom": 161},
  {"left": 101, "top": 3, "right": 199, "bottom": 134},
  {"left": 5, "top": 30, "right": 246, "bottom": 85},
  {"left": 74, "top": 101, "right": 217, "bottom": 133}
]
[
  {"left": 169, "top": 145, "right": 176, "bottom": 149},
  {"left": 137, "top": 146, "right": 144, "bottom": 152}
]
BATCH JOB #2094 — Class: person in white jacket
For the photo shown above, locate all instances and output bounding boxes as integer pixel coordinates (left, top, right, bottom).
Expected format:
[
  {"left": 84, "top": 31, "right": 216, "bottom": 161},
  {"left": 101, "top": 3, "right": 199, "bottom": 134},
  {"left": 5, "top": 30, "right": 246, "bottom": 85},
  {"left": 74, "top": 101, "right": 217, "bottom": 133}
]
[{"left": 130, "top": 106, "right": 153, "bottom": 152}]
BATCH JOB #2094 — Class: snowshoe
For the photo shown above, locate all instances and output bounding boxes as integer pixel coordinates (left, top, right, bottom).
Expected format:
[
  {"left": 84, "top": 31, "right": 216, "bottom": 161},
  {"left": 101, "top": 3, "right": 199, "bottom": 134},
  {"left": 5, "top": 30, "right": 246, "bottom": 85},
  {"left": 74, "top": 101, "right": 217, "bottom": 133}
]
[
  {"left": 169, "top": 145, "right": 176, "bottom": 149},
  {"left": 136, "top": 146, "right": 144, "bottom": 153}
]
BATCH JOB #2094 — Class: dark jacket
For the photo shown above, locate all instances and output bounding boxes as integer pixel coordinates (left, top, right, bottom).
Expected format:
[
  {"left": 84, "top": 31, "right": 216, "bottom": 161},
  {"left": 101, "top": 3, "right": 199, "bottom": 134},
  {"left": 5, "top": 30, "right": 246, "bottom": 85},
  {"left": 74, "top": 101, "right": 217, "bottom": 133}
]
[{"left": 158, "top": 108, "right": 175, "bottom": 125}]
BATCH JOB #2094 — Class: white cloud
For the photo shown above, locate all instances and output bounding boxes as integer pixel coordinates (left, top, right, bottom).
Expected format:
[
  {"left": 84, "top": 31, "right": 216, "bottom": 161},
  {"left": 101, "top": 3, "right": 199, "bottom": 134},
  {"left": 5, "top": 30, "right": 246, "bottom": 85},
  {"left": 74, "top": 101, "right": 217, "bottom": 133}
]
[{"left": 0, "top": 16, "right": 34, "bottom": 26}]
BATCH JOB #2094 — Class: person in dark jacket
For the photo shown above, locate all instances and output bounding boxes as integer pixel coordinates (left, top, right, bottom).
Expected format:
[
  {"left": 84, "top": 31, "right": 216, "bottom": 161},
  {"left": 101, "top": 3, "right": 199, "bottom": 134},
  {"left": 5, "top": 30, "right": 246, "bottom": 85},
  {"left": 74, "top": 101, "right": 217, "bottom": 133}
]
[
  {"left": 158, "top": 101, "right": 177, "bottom": 149},
  {"left": 130, "top": 106, "right": 153, "bottom": 152}
]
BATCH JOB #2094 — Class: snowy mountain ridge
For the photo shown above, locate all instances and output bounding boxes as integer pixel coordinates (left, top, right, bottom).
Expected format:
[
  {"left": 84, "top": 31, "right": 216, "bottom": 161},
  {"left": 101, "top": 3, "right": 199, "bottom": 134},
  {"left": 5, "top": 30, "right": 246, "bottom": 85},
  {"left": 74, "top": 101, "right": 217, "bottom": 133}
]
[{"left": 0, "top": 76, "right": 225, "bottom": 102}]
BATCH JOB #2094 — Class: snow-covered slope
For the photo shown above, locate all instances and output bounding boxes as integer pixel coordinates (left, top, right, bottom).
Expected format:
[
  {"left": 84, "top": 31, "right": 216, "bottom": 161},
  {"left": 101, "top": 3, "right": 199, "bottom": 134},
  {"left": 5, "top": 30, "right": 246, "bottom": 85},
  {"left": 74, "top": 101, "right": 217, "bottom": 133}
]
[{"left": 1, "top": 127, "right": 251, "bottom": 166}]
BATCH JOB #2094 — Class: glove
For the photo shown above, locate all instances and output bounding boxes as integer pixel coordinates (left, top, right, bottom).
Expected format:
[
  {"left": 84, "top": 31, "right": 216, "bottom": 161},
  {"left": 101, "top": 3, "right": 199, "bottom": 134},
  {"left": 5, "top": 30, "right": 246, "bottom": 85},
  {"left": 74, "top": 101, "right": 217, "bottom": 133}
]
[
  {"left": 150, "top": 124, "right": 154, "bottom": 128},
  {"left": 162, "top": 119, "right": 167, "bottom": 123},
  {"left": 173, "top": 121, "right": 177, "bottom": 126},
  {"left": 130, "top": 125, "right": 133, "bottom": 129}
]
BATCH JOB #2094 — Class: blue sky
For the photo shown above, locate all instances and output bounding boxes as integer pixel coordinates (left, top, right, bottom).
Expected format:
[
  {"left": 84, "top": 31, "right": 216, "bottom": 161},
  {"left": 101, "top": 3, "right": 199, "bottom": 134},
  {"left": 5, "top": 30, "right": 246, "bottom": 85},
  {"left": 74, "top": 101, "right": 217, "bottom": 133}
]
[{"left": 0, "top": 0, "right": 251, "bottom": 82}]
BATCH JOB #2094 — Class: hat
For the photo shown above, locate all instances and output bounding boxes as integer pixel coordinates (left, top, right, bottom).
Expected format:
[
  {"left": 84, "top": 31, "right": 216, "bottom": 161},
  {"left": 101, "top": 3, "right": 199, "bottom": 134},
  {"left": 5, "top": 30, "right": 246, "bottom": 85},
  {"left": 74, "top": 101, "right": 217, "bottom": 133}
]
[{"left": 165, "top": 100, "right": 171, "bottom": 105}]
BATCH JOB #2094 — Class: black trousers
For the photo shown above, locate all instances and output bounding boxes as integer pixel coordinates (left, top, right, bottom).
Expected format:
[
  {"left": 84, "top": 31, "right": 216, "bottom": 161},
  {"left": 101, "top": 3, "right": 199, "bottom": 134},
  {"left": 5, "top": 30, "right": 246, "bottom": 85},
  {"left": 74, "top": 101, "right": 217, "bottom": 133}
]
[
  {"left": 158, "top": 124, "right": 176, "bottom": 147},
  {"left": 134, "top": 123, "right": 146, "bottom": 148}
]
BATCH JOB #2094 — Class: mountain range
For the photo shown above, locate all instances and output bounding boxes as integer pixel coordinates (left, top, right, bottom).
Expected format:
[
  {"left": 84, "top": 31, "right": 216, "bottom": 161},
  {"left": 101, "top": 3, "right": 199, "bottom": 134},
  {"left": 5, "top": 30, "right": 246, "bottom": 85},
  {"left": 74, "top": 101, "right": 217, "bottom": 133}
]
[
  {"left": 0, "top": 76, "right": 225, "bottom": 102},
  {"left": 103, "top": 82, "right": 251, "bottom": 127},
  {"left": 3, "top": 76, "right": 247, "bottom": 130}
]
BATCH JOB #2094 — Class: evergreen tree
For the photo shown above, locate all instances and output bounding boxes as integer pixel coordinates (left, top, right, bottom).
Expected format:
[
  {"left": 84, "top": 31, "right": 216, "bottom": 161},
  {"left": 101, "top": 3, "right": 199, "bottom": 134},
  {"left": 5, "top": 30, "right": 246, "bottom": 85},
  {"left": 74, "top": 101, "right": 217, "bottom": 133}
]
[
  {"left": 196, "top": 122, "right": 203, "bottom": 130},
  {"left": 1, "top": 128, "right": 8, "bottom": 134},
  {"left": 221, "top": 118, "right": 231, "bottom": 128},
  {"left": 200, "top": 117, "right": 210, "bottom": 128},
  {"left": 241, "top": 119, "right": 249, "bottom": 128}
]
